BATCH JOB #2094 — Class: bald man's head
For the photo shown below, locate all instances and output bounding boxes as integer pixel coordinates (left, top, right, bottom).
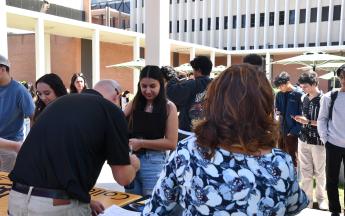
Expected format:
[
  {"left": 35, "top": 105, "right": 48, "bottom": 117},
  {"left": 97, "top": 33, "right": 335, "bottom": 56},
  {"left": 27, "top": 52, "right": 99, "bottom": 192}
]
[{"left": 94, "top": 79, "right": 122, "bottom": 107}]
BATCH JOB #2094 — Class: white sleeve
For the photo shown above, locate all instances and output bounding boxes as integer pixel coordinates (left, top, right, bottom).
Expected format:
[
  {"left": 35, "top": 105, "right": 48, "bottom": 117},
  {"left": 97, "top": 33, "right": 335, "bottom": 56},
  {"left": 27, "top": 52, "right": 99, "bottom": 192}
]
[{"left": 317, "top": 93, "right": 330, "bottom": 144}]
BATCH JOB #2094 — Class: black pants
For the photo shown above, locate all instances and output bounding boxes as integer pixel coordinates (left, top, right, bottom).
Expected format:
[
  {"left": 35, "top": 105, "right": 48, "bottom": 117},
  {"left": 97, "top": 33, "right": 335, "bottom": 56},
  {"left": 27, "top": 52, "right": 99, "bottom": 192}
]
[{"left": 326, "top": 142, "right": 345, "bottom": 213}]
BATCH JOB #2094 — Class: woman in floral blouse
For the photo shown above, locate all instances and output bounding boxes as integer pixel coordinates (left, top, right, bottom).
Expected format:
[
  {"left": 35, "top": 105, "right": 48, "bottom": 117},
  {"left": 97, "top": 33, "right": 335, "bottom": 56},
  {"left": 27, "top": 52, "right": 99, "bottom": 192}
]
[{"left": 142, "top": 64, "right": 308, "bottom": 216}]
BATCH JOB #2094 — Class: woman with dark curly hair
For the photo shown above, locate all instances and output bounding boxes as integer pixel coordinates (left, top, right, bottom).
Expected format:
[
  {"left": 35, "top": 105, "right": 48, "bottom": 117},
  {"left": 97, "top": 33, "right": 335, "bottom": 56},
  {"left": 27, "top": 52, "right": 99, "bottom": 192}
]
[
  {"left": 34, "top": 73, "right": 67, "bottom": 122},
  {"left": 143, "top": 64, "right": 308, "bottom": 216},
  {"left": 70, "top": 73, "right": 88, "bottom": 93}
]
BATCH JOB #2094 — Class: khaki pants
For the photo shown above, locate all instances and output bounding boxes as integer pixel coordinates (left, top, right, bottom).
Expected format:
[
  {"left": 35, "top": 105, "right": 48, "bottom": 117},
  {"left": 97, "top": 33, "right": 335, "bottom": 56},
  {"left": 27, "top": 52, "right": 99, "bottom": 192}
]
[
  {"left": 298, "top": 139, "right": 327, "bottom": 208},
  {"left": 8, "top": 190, "right": 91, "bottom": 216}
]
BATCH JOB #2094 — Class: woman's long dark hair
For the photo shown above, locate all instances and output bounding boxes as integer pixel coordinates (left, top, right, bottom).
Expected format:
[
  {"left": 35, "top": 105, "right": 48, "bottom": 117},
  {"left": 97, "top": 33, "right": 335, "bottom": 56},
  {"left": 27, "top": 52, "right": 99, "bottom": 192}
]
[
  {"left": 128, "top": 65, "right": 168, "bottom": 129},
  {"left": 69, "top": 73, "right": 88, "bottom": 93},
  {"left": 34, "top": 73, "right": 67, "bottom": 121}
]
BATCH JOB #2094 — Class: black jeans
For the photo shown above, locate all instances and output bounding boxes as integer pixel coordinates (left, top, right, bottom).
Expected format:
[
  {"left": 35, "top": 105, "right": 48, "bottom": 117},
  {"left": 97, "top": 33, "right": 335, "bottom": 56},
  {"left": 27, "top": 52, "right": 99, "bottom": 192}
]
[{"left": 326, "top": 142, "right": 345, "bottom": 213}]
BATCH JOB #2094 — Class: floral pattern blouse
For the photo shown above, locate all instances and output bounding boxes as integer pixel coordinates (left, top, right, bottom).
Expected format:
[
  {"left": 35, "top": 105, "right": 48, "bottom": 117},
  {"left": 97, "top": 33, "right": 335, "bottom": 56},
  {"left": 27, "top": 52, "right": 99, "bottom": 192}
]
[{"left": 142, "top": 135, "right": 308, "bottom": 216}]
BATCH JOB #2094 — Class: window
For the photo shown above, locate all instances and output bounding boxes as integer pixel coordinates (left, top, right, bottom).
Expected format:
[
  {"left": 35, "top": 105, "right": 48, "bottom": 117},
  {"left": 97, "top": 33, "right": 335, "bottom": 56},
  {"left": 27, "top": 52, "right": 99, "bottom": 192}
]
[
  {"left": 250, "top": 45, "right": 254, "bottom": 49},
  {"left": 208, "top": 18, "right": 211, "bottom": 30},
  {"left": 135, "top": 24, "right": 137, "bottom": 31},
  {"left": 200, "top": 18, "right": 203, "bottom": 31},
  {"left": 216, "top": 17, "right": 219, "bottom": 30},
  {"left": 310, "top": 7, "right": 317, "bottom": 22},
  {"left": 192, "top": 19, "right": 195, "bottom": 32},
  {"left": 331, "top": 41, "right": 339, "bottom": 45},
  {"left": 233, "top": 15, "right": 237, "bottom": 28},
  {"left": 224, "top": 16, "right": 228, "bottom": 29},
  {"left": 298, "top": 43, "right": 304, "bottom": 47},
  {"left": 299, "top": 9, "right": 306, "bottom": 23},
  {"left": 322, "top": 6, "right": 329, "bottom": 21},
  {"left": 260, "top": 13, "right": 264, "bottom": 26},
  {"left": 142, "top": 23, "right": 144, "bottom": 33},
  {"left": 240, "top": 46, "right": 245, "bottom": 50},
  {"left": 169, "top": 21, "right": 172, "bottom": 33},
  {"left": 277, "top": 44, "right": 283, "bottom": 48},
  {"left": 269, "top": 12, "right": 274, "bottom": 26},
  {"left": 259, "top": 45, "right": 263, "bottom": 49},
  {"left": 170, "top": 0, "right": 172, "bottom": 4},
  {"left": 288, "top": 44, "right": 294, "bottom": 48},
  {"left": 142, "top": 0, "right": 144, "bottom": 7},
  {"left": 177, "top": 20, "right": 179, "bottom": 33},
  {"left": 241, "top": 14, "right": 246, "bottom": 28},
  {"left": 309, "top": 42, "right": 315, "bottom": 47},
  {"left": 279, "top": 11, "right": 284, "bottom": 25},
  {"left": 232, "top": 47, "right": 236, "bottom": 50},
  {"left": 184, "top": 20, "right": 187, "bottom": 32},
  {"left": 250, "top": 14, "right": 255, "bottom": 27},
  {"left": 333, "top": 5, "right": 341, "bottom": 20},
  {"left": 289, "top": 10, "right": 295, "bottom": 24},
  {"left": 320, "top": 42, "right": 327, "bottom": 46}
]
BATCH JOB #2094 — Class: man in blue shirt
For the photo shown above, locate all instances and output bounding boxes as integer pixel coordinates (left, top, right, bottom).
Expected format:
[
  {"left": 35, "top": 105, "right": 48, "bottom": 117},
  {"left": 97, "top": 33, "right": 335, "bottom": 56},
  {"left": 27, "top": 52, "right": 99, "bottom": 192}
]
[
  {"left": 0, "top": 54, "right": 35, "bottom": 172},
  {"left": 274, "top": 71, "right": 303, "bottom": 167}
]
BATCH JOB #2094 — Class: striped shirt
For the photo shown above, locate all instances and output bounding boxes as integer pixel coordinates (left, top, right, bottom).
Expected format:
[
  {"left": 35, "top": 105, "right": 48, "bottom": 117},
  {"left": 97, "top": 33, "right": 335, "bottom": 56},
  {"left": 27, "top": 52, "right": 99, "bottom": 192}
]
[{"left": 299, "top": 93, "right": 323, "bottom": 145}]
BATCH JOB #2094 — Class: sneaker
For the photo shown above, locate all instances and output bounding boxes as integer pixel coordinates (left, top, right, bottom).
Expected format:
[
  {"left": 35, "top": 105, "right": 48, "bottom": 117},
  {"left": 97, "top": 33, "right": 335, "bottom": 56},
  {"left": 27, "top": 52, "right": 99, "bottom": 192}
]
[{"left": 318, "top": 200, "right": 328, "bottom": 211}]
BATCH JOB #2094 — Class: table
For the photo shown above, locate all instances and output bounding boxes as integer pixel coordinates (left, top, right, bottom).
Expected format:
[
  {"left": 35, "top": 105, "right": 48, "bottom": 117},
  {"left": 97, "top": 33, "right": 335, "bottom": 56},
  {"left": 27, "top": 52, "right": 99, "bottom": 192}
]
[{"left": 0, "top": 172, "right": 142, "bottom": 215}]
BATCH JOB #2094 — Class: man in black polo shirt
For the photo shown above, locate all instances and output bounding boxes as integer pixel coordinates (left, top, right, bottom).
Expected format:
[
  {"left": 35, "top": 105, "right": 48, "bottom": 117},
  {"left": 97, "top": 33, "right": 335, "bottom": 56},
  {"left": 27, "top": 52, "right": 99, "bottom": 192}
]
[{"left": 8, "top": 80, "right": 140, "bottom": 215}]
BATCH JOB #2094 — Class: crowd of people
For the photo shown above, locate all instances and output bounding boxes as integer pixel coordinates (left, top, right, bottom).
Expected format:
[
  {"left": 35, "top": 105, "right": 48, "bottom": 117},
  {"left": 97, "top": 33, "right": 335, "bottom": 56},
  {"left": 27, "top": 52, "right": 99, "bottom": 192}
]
[{"left": 0, "top": 52, "right": 345, "bottom": 216}]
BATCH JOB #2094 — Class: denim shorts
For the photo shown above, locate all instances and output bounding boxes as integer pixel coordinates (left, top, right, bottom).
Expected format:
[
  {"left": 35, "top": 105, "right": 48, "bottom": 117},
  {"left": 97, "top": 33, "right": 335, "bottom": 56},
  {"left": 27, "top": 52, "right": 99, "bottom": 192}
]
[{"left": 125, "top": 150, "right": 167, "bottom": 196}]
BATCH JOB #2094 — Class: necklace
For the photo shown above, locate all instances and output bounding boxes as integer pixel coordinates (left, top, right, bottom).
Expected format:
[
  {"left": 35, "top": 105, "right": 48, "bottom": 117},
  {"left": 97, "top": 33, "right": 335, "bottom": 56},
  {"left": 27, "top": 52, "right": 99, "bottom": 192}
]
[{"left": 145, "top": 103, "right": 153, "bottom": 112}]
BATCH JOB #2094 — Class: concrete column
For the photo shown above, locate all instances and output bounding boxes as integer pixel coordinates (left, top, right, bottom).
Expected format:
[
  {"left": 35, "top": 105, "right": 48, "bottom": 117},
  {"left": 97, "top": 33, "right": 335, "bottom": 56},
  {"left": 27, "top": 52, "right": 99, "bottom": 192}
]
[
  {"left": 189, "top": 47, "right": 196, "bottom": 61},
  {"left": 226, "top": 1, "right": 233, "bottom": 50},
  {"left": 186, "top": 0, "right": 191, "bottom": 43},
  {"left": 273, "top": 0, "right": 279, "bottom": 48},
  {"left": 283, "top": 0, "right": 289, "bottom": 48},
  {"left": 132, "top": 37, "right": 140, "bottom": 94},
  {"left": 210, "top": 50, "right": 215, "bottom": 66},
  {"left": 294, "top": 0, "right": 300, "bottom": 47},
  {"left": 194, "top": 0, "right": 199, "bottom": 44},
  {"left": 178, "top": 0, "right": 183, "bottom": 41},
  {"left": 227, "top": 54, "right": 231, "bottom": 67},
  {"left": 305, "top": 0, "right": 310, "bottom": 46},
  {"left": 202, "top": 0, "right": 207, "bottom": 45},
  {"left": 44, "top": 34, "right": 51, "bottom": 74},
  {"left": 35, "top": 18, "right": 45, "bottom": 80},
  {"left": 218, "top": 0, "right": 224, "bottom": 49},
  {"left": 264, "top": 0, "right": 269, "bottom": 48},
  {"left": 0, "top": 0, "right": 8, "bottom": 58},
  {"left": 327, "top": 0, "right": 334, "bottom": 46},
  {"left": 254, "top": 0, "right": 259, "bottom": 49},
  {"left": 92, "top": 29, "right": 100, "bottom": 87},
  {"left": 105, "top": 6, "right": 110, "bottom": 27},
  {"left": 235, "top": 0, "right": 241, "bottom": 50},
  {"left": 171, "top": 0, "right": 176, "bottom": 40},
  {"left": 315, "top": 0, "right": 322, "bottom": 46},
  {"left": 210, "top": 0, "right": 215, "bottom": 47},
  {"left": 339, "top": 0, "right": 345, "bottom": 45},
  {"left": 145, "top": 0, "right": 170, "bottom": 66},
  {"left": 245, "top": 0, "right": 250, "bottom": 50},
  {"left": 265, "top": 52, "right": 271, "bottom": 80},
  {"left": 130, "top": 0, "right": 135, "bottom": 31},
  {"left": 136, "top": 0, "right": 141, "bottom": 33}
]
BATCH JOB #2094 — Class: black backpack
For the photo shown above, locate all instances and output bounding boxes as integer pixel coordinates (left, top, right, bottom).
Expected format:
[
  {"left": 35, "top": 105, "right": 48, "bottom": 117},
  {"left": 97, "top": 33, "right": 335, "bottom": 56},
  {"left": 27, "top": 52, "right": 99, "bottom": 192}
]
[{"left": 329, "top": 90, "right": 339, "bottom": 120}]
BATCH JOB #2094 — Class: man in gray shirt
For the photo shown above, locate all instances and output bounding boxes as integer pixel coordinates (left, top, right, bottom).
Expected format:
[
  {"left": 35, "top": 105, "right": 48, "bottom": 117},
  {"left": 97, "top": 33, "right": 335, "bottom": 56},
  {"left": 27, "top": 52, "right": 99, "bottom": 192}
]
[{"left": 317, "top": 64, "right": 345, "bottom": 216}]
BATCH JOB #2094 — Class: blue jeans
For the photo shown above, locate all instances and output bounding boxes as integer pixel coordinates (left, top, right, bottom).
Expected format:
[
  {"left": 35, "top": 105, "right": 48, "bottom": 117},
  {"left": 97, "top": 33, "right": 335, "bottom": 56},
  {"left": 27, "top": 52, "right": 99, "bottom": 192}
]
[{"left": 125, "top": 150, "right": 167, "bottom": 196}]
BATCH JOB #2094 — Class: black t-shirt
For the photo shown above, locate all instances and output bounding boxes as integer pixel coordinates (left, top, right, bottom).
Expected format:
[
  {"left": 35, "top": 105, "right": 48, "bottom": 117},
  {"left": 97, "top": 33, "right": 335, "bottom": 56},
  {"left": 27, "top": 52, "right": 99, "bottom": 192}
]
[{"left": 9, "top": 90, "right": 130, "bottom": 203}]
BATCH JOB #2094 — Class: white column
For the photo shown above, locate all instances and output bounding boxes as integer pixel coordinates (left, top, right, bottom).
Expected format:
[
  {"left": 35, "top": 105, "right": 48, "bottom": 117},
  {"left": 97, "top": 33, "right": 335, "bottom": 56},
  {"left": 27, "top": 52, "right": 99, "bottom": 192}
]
[
  {"left": 136, "top": 0, "right": 141, "bottom": 33},
  {"left": 327, "top": 0, "right": 334, "bottom": 46},
  {"left": 283, "top": 0, "right": 289, "bottom": 48},
  {"left": 210, "top": 50, "right": 216, "bottom": 66},
  {"left": 0, "top": 0, "right": 8, "bottom": 58},
  {"left": 145, "top": 0, "right": 170, "bottom": 66},
  {"left": 293, "top": 0, "right": 300, "bottom": 47},
  {"left": 194, "top": 0, "right": 199, "bottom": 44},
  {"left": 178, "top": 0, "right": 183, "bottom": 41},
  {"left": 172, "top": 0, "right": 177, "bottom": 40},
  {"left": 189, "top": 47, "right": 196, "bottom": 61},
  {"left": 304, "top": 0, "right": 310, "bottom": 46},
  {"left": 227, "top": 54, "right": 231, "bottom": 67},
  {"left": 273, "top": 0, "right": 279, "bottom": 48},
  {"left": 132, "top": 37, "right": 140, "bottom": 94},
  {"left": 236, "top": 0, "right": 241, "bottom": 50},
  {"left": 226, "top": 1, "right": 233, "bottom": 50},
  {"left": 130, "top": 0, "right": 135, "bottom": 31},
  {"left": 210, "top": 0, "right": 215, "bottom": 47},
  {"left": 245, "top": 0, "right": 250, "bottom": 50},
  {"left": 105, "top": 7, "right": 110, "bottom": 27},
  {"left": 218, "top": 0, "right": 224, "bottom": 49},
  {"left": 92, "top": 29, "right": 100, "bottom": 87},
  {"left": 254, "top": 0, "right": 259, "bottom": 49},
  {"left": 202, "top": 0, "right": 207, "bottom": 45},
  {"left": 264, "top": 0, "right": 269, "bottom": 48},
  {"left": 35, "top": 18, "right": 45, "bottom": 80},
  {"left": 339, "top": 0, "right": 345, "bottom": 45},
  {"left": 186, "top": 0, "right": 191, "bottom": 43},
  {"left": 265, "top": 52, "right": 271, "bottom": 80},
  {"left": 315, "top": 0, "right": 322, "bottom": 46},
  {"left": 44, "top": 34, "right": 51, "bottom": 74}
]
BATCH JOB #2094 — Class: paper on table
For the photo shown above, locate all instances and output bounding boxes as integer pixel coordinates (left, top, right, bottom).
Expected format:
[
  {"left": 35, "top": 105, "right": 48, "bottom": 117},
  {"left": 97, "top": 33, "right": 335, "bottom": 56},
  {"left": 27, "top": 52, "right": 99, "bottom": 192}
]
[{"left": 100, "top": 205, "right": 141, "bottom": 216}]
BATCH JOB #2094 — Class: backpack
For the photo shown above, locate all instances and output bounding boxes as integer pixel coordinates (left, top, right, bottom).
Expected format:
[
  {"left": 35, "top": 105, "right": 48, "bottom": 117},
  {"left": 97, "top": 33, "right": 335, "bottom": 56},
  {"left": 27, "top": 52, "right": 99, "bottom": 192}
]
[
  {"left": 329, "top": 90, "right": 339, "bottom": 120},
  {"left": 188, "top": 80, "right": 208, "bottom": 125}
]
